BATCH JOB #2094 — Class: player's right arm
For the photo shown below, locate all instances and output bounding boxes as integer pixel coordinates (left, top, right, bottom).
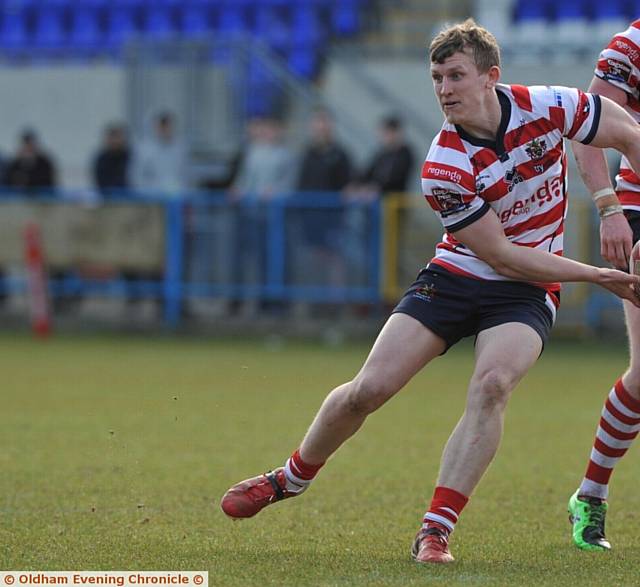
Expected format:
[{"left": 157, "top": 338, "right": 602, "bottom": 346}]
[
  {"left": 572, "top": 76, "right": 633, "bottom": 269},
  {"left": 453, "top": 206, "right": 640, "bottom": 306}
]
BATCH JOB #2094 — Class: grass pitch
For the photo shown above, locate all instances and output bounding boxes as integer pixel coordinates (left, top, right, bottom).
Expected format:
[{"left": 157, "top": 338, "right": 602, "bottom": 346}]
[{"left": 1, "top": 333, "right": 639, "bottom": 586}]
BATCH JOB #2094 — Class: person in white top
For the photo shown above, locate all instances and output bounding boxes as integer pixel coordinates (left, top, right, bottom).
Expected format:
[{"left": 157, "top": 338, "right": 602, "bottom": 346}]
[
  {"left": 220, "top": 19, "right": 640, "bottom": 564},
  {"left": 131, "top": 111, "right": 187, "bottom": 197},
  {"left": 568, "top": 19, "right": 640, "bottom": 552}
]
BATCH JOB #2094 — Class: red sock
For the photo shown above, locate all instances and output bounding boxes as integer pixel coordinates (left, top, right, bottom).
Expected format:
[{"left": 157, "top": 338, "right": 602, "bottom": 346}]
[
  {"left": 284, "top": 449, "right": 325, "bottom": 488},
  {"left": 422, "top": 486, "right": 469, "bottom": 535}
]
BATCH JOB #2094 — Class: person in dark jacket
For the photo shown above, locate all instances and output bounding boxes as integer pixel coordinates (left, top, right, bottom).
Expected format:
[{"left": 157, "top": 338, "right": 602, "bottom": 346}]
[
  {"left": 3, "top": 129, "right": 56, "bottom": 192},
  {"left": 93, "top": 123, "right": 130, "bottom": 196},
  {"left": 358, "top": 115, "right": 414, "bottom": 194},
  {"left": 296, "top": 108, "right": 353, "bottom": 259},
  {"left": 297, "top": 108, "right": 352, "bottom": 192}
]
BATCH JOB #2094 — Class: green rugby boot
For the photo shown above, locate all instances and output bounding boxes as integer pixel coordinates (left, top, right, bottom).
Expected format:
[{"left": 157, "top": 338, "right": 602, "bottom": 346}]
[{"left": 568, "top": 490, "right": 611, "bottom": 551}]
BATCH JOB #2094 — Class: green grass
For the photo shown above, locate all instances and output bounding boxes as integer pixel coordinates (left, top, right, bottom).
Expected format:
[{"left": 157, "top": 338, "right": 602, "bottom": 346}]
[{"left": 1, "top": 334, "right": 639, "bottom": 586}]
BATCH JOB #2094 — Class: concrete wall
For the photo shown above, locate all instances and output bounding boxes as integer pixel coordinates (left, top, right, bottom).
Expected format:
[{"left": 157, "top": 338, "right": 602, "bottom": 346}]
[
  {"left": 0, "top": 57, "right": 607, "bottom": 190},
  {"left": 0, "top": 66, "right": 125, "bottom": 188},
  {"left": 0, "top": 64, "right": 232, "bottom": 189}
]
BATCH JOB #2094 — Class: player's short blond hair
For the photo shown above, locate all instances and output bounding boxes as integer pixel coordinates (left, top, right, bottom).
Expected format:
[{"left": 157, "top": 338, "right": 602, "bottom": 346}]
[{"left": 429, "top": 19, "right": 500, "bottom": 73}]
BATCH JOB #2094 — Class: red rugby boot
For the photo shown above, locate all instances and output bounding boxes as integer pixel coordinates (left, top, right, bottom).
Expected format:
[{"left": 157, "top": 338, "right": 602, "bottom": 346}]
[
  {"left": 220, "top": 468, "right": 301, "bottom": 519},
  {"left": 411, "top": 528, "right": 455, "bottom": 564}
]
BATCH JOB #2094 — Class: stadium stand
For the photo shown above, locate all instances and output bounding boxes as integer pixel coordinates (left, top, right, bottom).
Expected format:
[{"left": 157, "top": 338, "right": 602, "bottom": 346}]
[
  {"left": 0, "top": 0, "right": 368, "bottom": 75},
  {"left": 511, "top": 0, "right": 640, "bottom": 52}
]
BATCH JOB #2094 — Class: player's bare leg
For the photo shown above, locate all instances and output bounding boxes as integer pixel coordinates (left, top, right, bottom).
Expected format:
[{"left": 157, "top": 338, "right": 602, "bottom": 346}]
[
  {"left": 221, "top": 313, "right": 446, "bottom": 518},
  {"left": 620, "top": 299, "right": 640, "bottom": 400},
  {"left": 298, "top": 313, "right": 446, "bottom": 462},
  {"left": 436, "top": 323, "right": 541, "bottom": 494},
  {"left": 412, "top": 322, "right": 541, "bottom": 564}
]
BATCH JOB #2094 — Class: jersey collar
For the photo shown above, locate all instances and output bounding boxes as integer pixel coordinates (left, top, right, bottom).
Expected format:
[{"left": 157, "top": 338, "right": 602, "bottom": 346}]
[{"left": 455, "top": 88, "right": 511, "bottom": 158}]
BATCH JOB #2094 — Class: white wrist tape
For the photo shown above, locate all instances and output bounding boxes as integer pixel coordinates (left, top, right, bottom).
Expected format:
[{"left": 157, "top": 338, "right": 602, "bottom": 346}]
[{"left": 593, "top": 187, "right": 617, "bottom": 201}]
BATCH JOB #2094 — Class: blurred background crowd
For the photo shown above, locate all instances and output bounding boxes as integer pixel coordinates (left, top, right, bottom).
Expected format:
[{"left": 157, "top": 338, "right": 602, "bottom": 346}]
[{"left": 0, "top": 0, "right": 633, "bottom": 336}]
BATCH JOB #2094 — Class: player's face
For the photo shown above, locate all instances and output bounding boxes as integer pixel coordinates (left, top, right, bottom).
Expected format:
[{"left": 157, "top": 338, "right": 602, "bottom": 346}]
[{"left": 430, "top": 51, "right": 491, "bottom": 126}]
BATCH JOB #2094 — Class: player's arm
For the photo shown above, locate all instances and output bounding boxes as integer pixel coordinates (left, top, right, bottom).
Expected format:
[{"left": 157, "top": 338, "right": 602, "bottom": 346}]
[
  {"left": 572, "top": 77, "right": 632, "bottom": 269},
  {"left": 453, "top": 207, "right": 640, "bottom": 306}
]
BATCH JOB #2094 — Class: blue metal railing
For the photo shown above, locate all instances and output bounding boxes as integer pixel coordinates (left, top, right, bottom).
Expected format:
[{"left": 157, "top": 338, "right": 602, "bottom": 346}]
[{"left": 0, "top": 190, "right": 382, "bottom": 328}]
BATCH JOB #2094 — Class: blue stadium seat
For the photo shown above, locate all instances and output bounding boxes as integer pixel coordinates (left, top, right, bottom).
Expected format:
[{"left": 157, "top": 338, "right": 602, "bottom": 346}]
[
  {"left": 288, "top": 46, "right": 317, "bottom": 78},
  {"left": 218, "top": 0, "right": 251, "bottom": 35},
  {"left": 512, "top": 0, "right": 551, "bottom": 22},
  {"left": 552, "top": 0, "right": 587, "bottom": 21},
  {"left": 245, "top": 58, "right": 281, "bottom": 116},
  {"left": 550, "top": 0, "right": 589, "bottom": 48},
  {"left": 291, "top": 4, "right": 323, "bottom": 44},
  {"left": 592, "top": 0, "right": 627, "bottom": 20},
  {"left": 75, "top": 0, "right": 107, "bottom": 6},
  {"left": 628, "top": 0, "right": 640, "bottom": 19},
  {"left": 331, "top": 0, "right": 360, "bottom": 36},
  {"left": 592, "top": 0, "right": 628, "bottom": 47},
  {"left": 0, "top": 6, "right": 29, "bottom": 54},
  {"left": 106, "top": 6, "right": 138, "bottom": 52},
  {"left": 142, "top": 5, "right": 175, "bottom": 39},
  {"left": 33, "top": 5, "right": 66, "bottom": 50},
  {"left": 254, "top": 5, "right": 290, "bottom": 53},
  {"left": 69, "top": 5, "right": 103, "bottom": 53},
  {"left": 179, "top": 4, "right": 211, "bottom": 38}
]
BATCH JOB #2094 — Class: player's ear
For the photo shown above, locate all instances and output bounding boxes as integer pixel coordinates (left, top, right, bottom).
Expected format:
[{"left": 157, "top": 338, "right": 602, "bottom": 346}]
[{"left": 485, "top": 66, "right": 500, "bottom": 89}]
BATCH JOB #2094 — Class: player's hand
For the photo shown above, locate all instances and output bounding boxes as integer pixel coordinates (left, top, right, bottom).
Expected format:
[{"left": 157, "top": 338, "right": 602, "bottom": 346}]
[
  {"left": 597, "top": 267, "right": 640, "bottom": 307},
  {"left": 600, "top": 213, "right": 632, "bottom": 270}
]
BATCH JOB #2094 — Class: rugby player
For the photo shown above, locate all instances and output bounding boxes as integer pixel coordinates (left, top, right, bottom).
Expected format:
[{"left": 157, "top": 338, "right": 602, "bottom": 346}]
[
  {"left": 569, "top": 19, "right": 640, "bottom": 552},
  {"left": 222, "top": 19, "right": 640, "bottom": 564}
]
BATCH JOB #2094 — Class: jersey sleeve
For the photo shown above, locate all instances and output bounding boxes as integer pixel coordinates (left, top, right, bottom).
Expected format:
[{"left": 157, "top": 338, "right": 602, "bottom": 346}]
[
  {"left": 595, "top": 26, "right": 640, "bottom": 98},
  {"left": 421, "top": 137, "right": 489, "bottom": 232},
  {"left": 543, "top": 86, "right": 602, "bottom": 145}
]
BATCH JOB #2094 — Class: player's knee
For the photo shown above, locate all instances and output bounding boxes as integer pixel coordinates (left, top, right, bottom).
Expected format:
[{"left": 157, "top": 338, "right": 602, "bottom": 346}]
[
  {"left": 622, "top": 370, "right": 640, "bottom": 399},
  {"left": 345, "top": 375, "right": 395, "bottom": 415},
  {"left": 472, "top": 369, "right": 513, "bottom": 412}
]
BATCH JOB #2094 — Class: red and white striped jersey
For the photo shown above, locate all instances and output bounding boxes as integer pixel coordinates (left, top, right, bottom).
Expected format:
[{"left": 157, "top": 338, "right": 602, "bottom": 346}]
[
  {"left": 595, "top": 19, "right": 640, "bottom": 209},
  {"left": 422, "top": 84, "right": 601, "bottom": 310}
]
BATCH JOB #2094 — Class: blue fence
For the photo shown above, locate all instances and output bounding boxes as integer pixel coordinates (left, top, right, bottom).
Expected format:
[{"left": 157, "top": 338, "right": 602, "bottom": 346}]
[{"left": 0, "top": 191, "right": 382, "bottom": 327}]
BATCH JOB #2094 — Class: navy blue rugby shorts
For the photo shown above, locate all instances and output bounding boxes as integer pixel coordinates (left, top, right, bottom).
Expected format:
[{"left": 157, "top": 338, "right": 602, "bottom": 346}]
[
  {"left": 392, "top": 264, "right": 555, "bottom": 353},
  {"left": 625, "top": 210, "right": 640, "bottom": 245}
]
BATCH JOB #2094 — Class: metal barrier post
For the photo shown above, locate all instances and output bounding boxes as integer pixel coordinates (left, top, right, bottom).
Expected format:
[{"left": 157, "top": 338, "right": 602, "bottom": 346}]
[
  {"left": 369, "top": 199, "right": 382, "bottom": 302},
  {"left": 164, "top": 200, "right": 184, "bottom": 327},
  {"left": 266, "top": 200, "right": 286, "bottom": 300}
]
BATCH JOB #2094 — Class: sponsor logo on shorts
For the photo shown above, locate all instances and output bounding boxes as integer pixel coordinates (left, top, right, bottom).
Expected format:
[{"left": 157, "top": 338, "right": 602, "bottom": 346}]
[
  {"left": 431, "top": 188, "right": 469, "bottom": 217},
  {"left": 413, "top": 283, "right": 437, "bottom": 302}
]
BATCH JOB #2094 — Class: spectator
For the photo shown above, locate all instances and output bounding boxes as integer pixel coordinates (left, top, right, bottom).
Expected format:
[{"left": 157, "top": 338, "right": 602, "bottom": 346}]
[
  {"left": 295, "top": 109, "right": 352, "bottom": 303},
  {"left": 93, "top": 123, "right": 130, "bottom": 196},
  {"left": 343, "top": 116, "right": 414, "bottom": 294},
  {"left": 3, "top": 129, "right": 56, "bottom": 193},
  {"left": 230, "top": 117, "right": 295, "bottom": 315},
  {"left": 297, "top": 108, "right": 352, "bottom": 192},
  {"left": 355, "top": 116, "right": 415, "bottom": 196},
  {"left": 232, "top": 116, "right": 295, "bottom": 199},
  {"left": 131, "top": 111, "right": 187, "bottom": 197}
]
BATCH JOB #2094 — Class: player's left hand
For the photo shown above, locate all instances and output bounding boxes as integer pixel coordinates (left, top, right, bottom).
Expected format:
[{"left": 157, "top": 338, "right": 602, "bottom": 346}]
[
  {"left": 597, "top": 267, "right": 640, "bottom": 307},
  {"left": 600, "top": 212, "right": 632, "bottom": 270}
]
